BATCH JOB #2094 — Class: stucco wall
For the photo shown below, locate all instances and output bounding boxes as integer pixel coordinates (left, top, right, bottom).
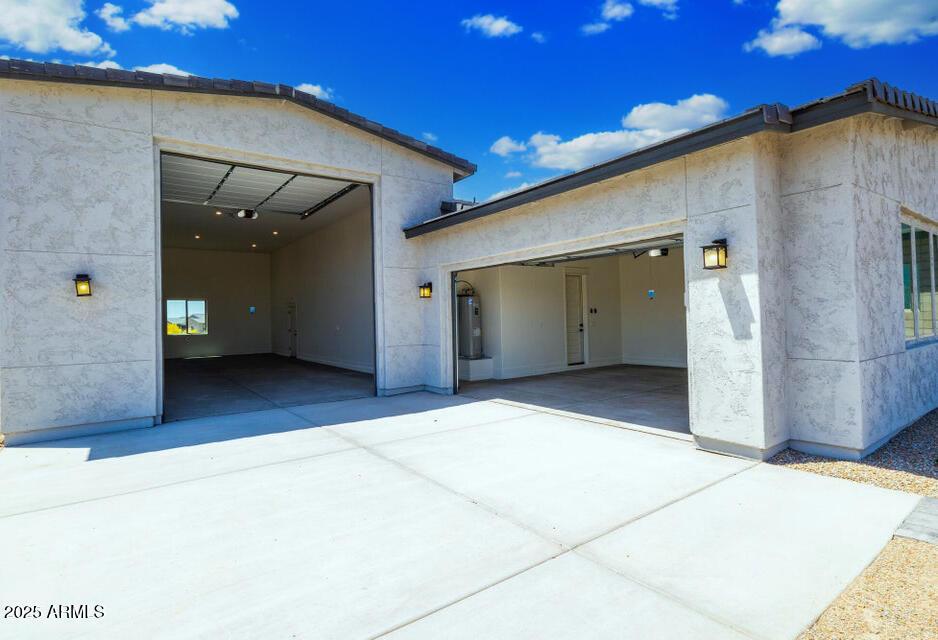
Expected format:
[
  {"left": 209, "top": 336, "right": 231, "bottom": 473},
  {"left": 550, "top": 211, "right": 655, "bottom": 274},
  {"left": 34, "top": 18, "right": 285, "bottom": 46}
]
[
  {"left": 0, "top": 79, "right": 452, "bottom": 442},
  {"left": 162, "top": 248, "right": 272, "bottom": 359},
  {"left": 781, "top": 115, "right": 938, "bottom": 457},
  {"left": 853, "top": 115, "right": 938, "bottom": 453},
  {"left": 0, "top": 81, "right": 158, "bottom": 442},
  {"left": 416, "top": 135, "right": 789, "bottom": 457},
  {"left": 270, "top": 200, "right": 375, "bottom": 373},
  {"left": 4, "top": 77, "right": 936, "bottom": 458}
]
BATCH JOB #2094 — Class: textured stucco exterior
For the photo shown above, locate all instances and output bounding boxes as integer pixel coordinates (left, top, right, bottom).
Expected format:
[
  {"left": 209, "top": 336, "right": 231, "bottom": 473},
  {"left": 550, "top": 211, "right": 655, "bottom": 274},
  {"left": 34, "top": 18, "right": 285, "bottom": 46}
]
[
  {"left": 413, "top": 116, "right": 938, "bottom": 460},
  {"left": 1, "top": 80, "right": 936, "bottom": 459},
  {"left": 0, "top": 80, "right": 452, "bottom": 444}
]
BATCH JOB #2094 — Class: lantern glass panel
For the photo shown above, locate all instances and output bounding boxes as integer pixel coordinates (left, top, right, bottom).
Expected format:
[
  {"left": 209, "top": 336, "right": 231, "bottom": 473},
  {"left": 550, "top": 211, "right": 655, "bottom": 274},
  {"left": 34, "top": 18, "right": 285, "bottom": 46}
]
[{"left": 74, "top": 275, "right": 92, "bottom": 296}]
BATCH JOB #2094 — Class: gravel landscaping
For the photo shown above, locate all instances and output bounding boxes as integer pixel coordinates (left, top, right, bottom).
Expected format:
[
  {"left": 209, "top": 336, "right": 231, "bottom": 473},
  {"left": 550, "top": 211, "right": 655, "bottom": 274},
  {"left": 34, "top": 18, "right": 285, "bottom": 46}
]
[
  {"left": 770, "top": 409, "right": 938, "bottom": 498},
  {"left": 799, "top": 536, "right": 938, "bottom": 640}
]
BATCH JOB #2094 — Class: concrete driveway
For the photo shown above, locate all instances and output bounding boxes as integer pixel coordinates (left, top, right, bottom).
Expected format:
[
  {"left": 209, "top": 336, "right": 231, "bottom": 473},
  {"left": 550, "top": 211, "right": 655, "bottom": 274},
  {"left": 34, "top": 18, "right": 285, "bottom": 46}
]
[{"left": 0, "top": 393, "right": 917, "bottom": 639}]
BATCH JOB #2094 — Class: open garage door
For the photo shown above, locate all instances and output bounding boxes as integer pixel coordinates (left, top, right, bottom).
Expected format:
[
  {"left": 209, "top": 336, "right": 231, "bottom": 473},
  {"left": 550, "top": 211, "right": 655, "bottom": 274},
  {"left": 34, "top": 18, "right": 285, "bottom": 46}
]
[
  {"left": 158, "top": 154, "right": 376, "bottom": 422},
  {"left": 452, "top": 235, "right": 689, "bottom": 437}
]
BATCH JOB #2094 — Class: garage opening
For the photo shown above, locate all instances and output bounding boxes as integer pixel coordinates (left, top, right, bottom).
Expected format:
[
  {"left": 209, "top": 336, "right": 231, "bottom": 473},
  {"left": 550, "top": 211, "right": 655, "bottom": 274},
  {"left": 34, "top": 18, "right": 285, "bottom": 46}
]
[
  {"left": 159, "top": 154, "right": 375, "bottom": 422},
  {"left": 453, "top": 235, "right": 689, "bottom": 436}
]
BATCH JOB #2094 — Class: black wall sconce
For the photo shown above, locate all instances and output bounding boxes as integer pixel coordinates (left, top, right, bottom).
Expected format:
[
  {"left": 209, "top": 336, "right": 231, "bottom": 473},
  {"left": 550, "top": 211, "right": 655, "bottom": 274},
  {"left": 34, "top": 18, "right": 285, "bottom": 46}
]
[
  {"left": 418, "top": 282, "right": 432, "bottom": 299},
  {"left": 701, "top": 239, "right": 728, "bottom": 270},
  {"left": 73, "top": 274, "right": 93, "bottom": 297}
]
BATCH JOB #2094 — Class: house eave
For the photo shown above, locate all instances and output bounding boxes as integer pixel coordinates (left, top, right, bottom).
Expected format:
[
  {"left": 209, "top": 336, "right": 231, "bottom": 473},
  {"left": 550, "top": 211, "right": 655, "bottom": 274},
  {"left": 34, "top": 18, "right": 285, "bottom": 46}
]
[
  {"left": 404, "top": 79, "right": 938, "bottom": 239},
  {"left": 0, "top": 58, "right": 477, "bottom": 181}
]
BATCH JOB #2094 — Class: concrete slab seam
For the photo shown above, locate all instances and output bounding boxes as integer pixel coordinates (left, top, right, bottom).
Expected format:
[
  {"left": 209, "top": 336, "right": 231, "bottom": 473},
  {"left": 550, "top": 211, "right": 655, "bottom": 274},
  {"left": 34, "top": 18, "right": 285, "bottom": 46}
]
[
  {"left": 0, "top": 440, "right": 360, "bottom": 520},
  {"left": 362, "top": 446, "right": 760, "bottom": 639},
  {"left": 306, "top": 407, "right": 536, "bottom": 447}
]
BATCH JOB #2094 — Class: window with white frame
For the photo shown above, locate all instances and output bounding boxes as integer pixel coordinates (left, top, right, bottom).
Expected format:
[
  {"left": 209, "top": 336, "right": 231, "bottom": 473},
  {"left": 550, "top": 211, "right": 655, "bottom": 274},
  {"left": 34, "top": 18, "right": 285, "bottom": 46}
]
[
  {"left": 901, "top": 222, "right": 937, "bottom": 341},
  {"left": 166, "top": 299, "right": 208, "bottom": 336}
]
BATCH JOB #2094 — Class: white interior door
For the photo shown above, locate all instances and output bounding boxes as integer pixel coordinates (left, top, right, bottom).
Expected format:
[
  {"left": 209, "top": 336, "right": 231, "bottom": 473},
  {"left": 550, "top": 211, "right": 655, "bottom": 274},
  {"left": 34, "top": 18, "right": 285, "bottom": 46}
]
[{"left": 565, "top": 274, "right": 585, "bottom": 365}]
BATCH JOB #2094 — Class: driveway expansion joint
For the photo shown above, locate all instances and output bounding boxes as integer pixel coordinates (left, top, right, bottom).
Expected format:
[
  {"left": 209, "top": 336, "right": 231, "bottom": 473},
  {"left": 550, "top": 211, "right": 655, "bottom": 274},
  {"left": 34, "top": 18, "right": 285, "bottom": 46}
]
[{"left": 363, "top": 431, "right": 761, "bottom": 639}]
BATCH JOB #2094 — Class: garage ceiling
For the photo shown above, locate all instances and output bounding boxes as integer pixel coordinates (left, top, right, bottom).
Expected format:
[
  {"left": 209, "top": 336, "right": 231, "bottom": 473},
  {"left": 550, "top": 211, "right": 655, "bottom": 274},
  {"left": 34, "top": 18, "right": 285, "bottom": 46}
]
[
  {"left": 160, "top": 154, "right": 370, "bottom": 253},
  {"left": 161, "top": 154, "right": 360, "bottom": 216}
]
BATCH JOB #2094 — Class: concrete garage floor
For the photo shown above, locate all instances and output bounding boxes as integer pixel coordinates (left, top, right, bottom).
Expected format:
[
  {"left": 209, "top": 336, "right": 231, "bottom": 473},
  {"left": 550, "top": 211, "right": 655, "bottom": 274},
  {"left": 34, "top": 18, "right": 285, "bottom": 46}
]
[
  {"left": 163, "top": 353, "right": 374, "bottom": 421},
  {"left": 0, "top": 393, "right": 917, "bottom": 639},
  {"left": 460, "top": 364, "right": 690, "bottom": 436}
]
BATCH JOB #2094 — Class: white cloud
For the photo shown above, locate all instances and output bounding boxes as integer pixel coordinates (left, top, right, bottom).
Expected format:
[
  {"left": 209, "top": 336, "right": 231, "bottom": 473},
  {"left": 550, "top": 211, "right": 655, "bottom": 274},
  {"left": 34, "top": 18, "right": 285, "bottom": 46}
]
[
  {"left": 582, "top": 0, "right": 635, "bottom": 36},
  {"left": 581, "top": 22, "right": 612, "bottom": 35},
  {"left": 583, "top": 0, "right": 678, "bottom": 35},
  {"left": 601, "top": 0, "right": 634, "bottom": 21},
  {"left": 461, "top": 14, "right": 523, "bottom": 38},
  {"left": 97, "top": 2, "right": 130, "bottom": 31},
  {"left": 81, "top": 59, "right": 122, "bottom": 69},
  {"left": 745, "top": 23, "right": 821, "bottom": 56},
  {"left": 530, "top": 31, "right": 546, "bottom": 43},
  {"left": 747, "top": 0, "right": 938, "bottom": 57},
  {"left": 510, "top": 92, "right": 729, "bottom": 171},
  {"left": 527, "top": 130, "right": 673, "bottom": 171},
  {"left": 488, "top": 182, "right": 534, "bottom": 202},
  {"left": 0, "top": 0, "right": 114, "bottom": 56},
  {"left": 296, "top": 82, "right": 333, "bottom": 100},
  {"left": 638, "top": 0, "right": 678, "bottom": 19},
  {"left": 134, "top": 62, "right": 191, "bottom": 75},
  {"left": 490, "top": 135, "right": 527, "bottom": 156},
  {"left": 422, "top": 132, "right": 438, "bottom": 142},
  {"left": 622, "top": 93, "right": 729, "bottom": 130},
  {"left": 132, "top": 0, "right": 239, "bottom": 33},
  {"left": 505, "top": 170, "right": 522, "bottom": 178}
]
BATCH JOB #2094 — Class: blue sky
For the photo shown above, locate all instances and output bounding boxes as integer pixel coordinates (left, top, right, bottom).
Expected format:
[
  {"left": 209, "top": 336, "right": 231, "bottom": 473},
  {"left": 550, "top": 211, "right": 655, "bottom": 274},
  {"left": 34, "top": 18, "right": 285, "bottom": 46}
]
[{"left": 3, "top": 1, "right": 938, "bottom": 201}]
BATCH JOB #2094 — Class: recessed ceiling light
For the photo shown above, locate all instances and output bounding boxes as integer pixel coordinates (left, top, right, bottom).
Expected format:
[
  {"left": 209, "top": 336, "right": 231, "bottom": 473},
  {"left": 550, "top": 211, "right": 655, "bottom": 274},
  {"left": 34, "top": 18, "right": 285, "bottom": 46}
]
[
  {"left": 251, "top": 243, "right": 257, "bottom": 248},
  {"left": 214, "top": 210, "right": 223, "bottom": 216},
  {"left": 194, "top": 234, "right": 201, "bottom": 239},
  {"left": 272, "top": 231, "right": 279, "bottom": 235}
]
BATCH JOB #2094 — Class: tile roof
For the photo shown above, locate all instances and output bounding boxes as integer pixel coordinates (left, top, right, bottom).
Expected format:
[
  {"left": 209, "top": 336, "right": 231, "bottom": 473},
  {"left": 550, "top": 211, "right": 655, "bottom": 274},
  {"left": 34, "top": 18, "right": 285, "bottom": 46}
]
[
  {"left": 853, "top": 78, "right": 938, "bottom": 119},
  {"left": 0, "top": 58, "right": 476, "bottom": 179}
]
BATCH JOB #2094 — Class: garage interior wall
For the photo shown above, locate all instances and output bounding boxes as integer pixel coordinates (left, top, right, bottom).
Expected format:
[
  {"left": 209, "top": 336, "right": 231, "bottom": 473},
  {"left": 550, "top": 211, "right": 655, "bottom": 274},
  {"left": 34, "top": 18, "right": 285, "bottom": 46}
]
[
  {"left": 459, "top": 248, "right": 686, "bottom": 379},
  {"left": 271, "top": 203, "right": 375, "bottom": 373},
  {"left": 621, "top": 248, "right": 687, "bottom": 368},
  {"left": 162, "top": 248, "right": 272, "bottom": 359}
]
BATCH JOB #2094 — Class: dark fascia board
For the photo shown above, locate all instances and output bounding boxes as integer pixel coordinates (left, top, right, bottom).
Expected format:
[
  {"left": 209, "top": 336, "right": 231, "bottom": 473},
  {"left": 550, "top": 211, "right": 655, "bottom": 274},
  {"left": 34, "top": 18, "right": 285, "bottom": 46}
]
[
  {"left": 403, "top": 106, "right": 785, "bottom": 238},
  {"left": 405, "top": 81, "right": 938, "bottom": 239},
  {"left": 0, "top": 58, "right": 476, "bottom": 181}
]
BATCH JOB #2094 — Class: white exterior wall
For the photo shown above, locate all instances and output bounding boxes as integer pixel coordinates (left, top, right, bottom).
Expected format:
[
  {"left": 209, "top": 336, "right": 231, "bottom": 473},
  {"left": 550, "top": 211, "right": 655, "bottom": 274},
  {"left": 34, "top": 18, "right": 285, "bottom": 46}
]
[
  {"left": 781, "top": 115, "right": 938, "bottom": 458},
  {"left": 270, "top": 202, "right": 375, "bottom": 373},
  {"left": 0, "top": 82, "right": 158, "bottom": 443},
  {"left": 162, "top": 248, "right": 272, "bottom": 359},
  {"left": 2, "top": 77, "right": 936, "bottom": 458},
  {"left": 0, "top": 80, "right": 451, "bottom": 443},
  {"left": 427, "top": 119, "right": 937, "bottom": 459},
  {"left": 417, "top": 136, "right": 789, "bottom": 458}
]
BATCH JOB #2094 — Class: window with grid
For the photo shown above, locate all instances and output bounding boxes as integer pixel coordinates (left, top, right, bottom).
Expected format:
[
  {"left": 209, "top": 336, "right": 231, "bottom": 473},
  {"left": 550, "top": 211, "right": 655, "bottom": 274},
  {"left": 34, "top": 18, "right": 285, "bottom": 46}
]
[{"left": 901, "top": 222, "right": 937, "bottom": 342}]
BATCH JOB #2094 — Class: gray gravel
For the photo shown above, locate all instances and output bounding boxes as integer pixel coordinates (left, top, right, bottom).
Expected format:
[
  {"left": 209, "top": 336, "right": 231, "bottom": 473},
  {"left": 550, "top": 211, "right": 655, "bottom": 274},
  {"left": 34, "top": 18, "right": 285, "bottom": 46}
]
[{"left": 771, "top": 409, "right": 938, "bottom": 498}]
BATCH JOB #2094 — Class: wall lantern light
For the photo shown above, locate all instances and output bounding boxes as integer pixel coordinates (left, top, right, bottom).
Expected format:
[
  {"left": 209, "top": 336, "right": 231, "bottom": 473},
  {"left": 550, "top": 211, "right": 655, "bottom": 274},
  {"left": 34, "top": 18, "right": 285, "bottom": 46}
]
[
  {"left": 701, "top": 239, "right": 728, "bottom": 270},
  {"left": 73, "top": 273, "right": 92, "bottom": 297},
  {"left": 418, "top": 282, "right": 433, "bottom": 299}
]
